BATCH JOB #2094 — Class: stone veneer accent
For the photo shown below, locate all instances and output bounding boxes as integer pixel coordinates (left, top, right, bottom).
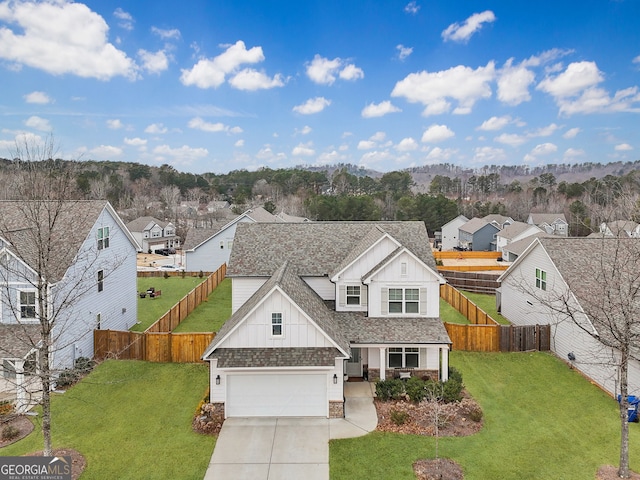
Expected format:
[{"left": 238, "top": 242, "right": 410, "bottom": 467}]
[{"left": 329, "top": 401, "right": 344, "bottom": 418}]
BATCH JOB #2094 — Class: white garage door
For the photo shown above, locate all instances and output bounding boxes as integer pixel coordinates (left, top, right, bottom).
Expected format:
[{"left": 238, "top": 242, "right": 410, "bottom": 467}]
[{"left": 226, "top": 373, "right": 327, "bottom": 417}]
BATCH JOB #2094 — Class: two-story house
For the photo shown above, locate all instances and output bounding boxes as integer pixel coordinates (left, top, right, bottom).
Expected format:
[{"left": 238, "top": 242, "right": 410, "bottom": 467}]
[
  {"left": 0, "top": 201, "right": 139, "bottom": 405},
  {"left": 202, "top": 222, "right": 450, "bottom": 418},
  {"left": 126, "top": 216, "right": 179, "bottom": 253},
  {"left": 527, "top": 213, "right": 569, "bottom": 237}
]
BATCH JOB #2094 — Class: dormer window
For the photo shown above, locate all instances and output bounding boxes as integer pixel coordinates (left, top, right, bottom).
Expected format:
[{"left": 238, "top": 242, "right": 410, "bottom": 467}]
[{"left": 346, "top": 286, "right": 361, "bottom": 305}]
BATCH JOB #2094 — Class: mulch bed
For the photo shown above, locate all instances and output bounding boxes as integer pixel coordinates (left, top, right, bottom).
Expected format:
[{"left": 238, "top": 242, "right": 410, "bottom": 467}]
[
  {"left": 26, "top": 448, "right": 86, "bottom": 480},
  {"left": 0, "top": 415, "right": 34, "bottom": 448},
  {"left": 414, "top": 458, "right": 464, "bottom": 480},
  {"left": 192, "top": 402, "right": 225, "bottom": 436},
  {"left": 596, "top": 465, "right": 640, "bottom": 480}
]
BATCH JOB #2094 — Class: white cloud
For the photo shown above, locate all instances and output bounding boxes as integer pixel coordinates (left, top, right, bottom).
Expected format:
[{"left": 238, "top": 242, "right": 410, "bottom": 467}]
[
  {"left": 357, "top": 131, "right": 387, "bottom": 150},
  {"left": 524, "top": 142, "right": 558, "bottom": 162},
  {"left": 152, "top": 144, "right": 208, "bottom": 166},
  {"left": 24, "top": 115, "right": 51, "bottom": 131},
  {"left": 396, "top": 44, "right": 413, "bottom": 61},
  {"left": 425, "top": 147, "right": 458, "bottom": 162},
  {"left": 145, "top": 123, "right": 168, "bottom": 134},
  {"left": 529, "top": 123, "right": 560, "bottom": 137},
  {"left": 396, "top": 137, "right": 418, "bottom": 152},
  {"left": 563, "top": 147, "right": 585, "bottom": 159},
  {"left": 228, "top": 69, "right": 285, "bottom": 90},
  {"left": 292, "top": 142, "right": 315, "bottom": 156},
  {"left": 477, "top": 115, "right": 512, "bottom": 131},
  {"left": 634, "top": 55, "right": 640, "bottom": 65},
  {"left": 138, "top": 49, "right": 169, "bottom": 74},
  {"left": 292, "top": 97, "right": 331, "bottom": 115},
  {"left": 0, "top": 1, "right": 138, "bottom": 80},
  {"left": 473, "top": 146, "right": 506, "bottom": 164},
  {"left": 305, "top": 55, "right": 364, "bottom": 85},
  {"left": 106, "top": 119, "right": 124, "bottom": 130},
  {"left": 497, "top": 58, "right": 535, "bottom": 105},
  {"left": 391, "top": 62, "right": 495, "bottom": 116},
  {"left": 300, "top": 125, "right": 312, "bottom": 135},
  {"left": 234, "top": 139, "right": 244, "bottom": 147},
  {"left": 113, "top": 8, "right": 133, "bottom": 31},
  {"left": 180, "top": 40, "right": 271, "bottom": 89},
  {"left": 615, "top": 143, "right": 633, "bottom": 151},
  {"left": 357, "top": 140, "right": 376, "bottom": 150},
  {"left": 404, "top": 1, "right": 420, "bottom": 15},
  {"left": 537, "top": 61, "right": 603, "bottom": 98},
  {"left": 188, "top": 117, "right": 242, "bottom": 134},
  {"left": 23, "top": 91, "right": 52, "bottom": 104},
  {"left": 361, "top": 100, "right": 401, "bottom": 118},
  {"left": 316, "top": 150, "right": 345, "bottom": 165},
  {"left": 442, "top": 10, "right": 496, "bottom": 43},
  {"left": 563, "top": 127, "right": 581, "bottom": 139},
  {"left": 90, "top": 144, "right": 123, "bottom": 159},
  {"left": 359, "top": 150, "right": 393, "bottom": 168},
  {"left": 494, "top": 133, "right": 527, "bottom": 147},
  {"left": 421, "top": 124, "right": 455, "bottom": 143},
  {"left": 124, "top": 137, "right": 147, "bottom": 146},
  {"left": 151, "top": 26, "right": 181, "bottom": 40}
]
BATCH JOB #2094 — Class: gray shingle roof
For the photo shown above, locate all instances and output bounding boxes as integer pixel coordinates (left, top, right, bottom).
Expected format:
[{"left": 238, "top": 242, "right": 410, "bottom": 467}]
[
  {"left": 337, "top": 314, "right": 451, "bottom": 344},
  {"left": 0, "top": 325, "right": 39, "bottom": 358},
  {"left": 227, "top": 221, "right": 436, "bottom": 277},
  {"left": 213, "top": 347, "right": 342, "bottom": 367},
  {"left": 460, "top": 217, "right": 496, "bottom": 235},
  {"left": 0, "top": 200, "right": 109, "bottom": 283},
  {"left": 182, "top": 222, "right": 229, "bottom": 250},
  {"left": 529, "top": 213, "right": 567, "bottom": 225},
  {"left": 502, "top": 232, "right": 549, "bottom": 256},
  {"left": 497, "top": 221, "right": 539, "bottom": 241},
  {"left": 125, "top": 216, "right": 170, "bottom": 232}
]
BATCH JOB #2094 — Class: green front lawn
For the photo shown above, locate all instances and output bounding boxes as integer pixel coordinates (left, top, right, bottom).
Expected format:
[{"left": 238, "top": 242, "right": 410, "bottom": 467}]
[
  {"left": 133, "top": 276, "right": 206, "bottom": 331},
  {"left": 439, "top": 298, "right": 470, "bottom": 324},
  {"left": 331, "top": 351, "right": 639, "bottom": 479},
  {"left": 173, "top": 278, "right": 232, "bottom": 332},
  {"left": 460, "top": 290, "right": 510, "bottom": 325},
  {"left": 2, "top": 360, "right": 213, "bottom": 480}
]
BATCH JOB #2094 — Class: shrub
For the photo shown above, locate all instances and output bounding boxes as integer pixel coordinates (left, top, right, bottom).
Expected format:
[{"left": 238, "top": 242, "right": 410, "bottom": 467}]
[
  {"left": 448, "top": 366, "right": 463, "bottom": 384},
  {"left": 390, "top": 409, "right": 409, "bottom": 426},
  {"left": 163, "top": 271, "right": 170, "bottom": 279},
  {"left": 74, "top": 357, "right": 95, "bottom": 374},
  {"left": 442, "top": 377, "right": 464, "bottom": 403},
  {"left": 405, "top": 377, "right": 428, "bottom": 403},
  {"left": 375, "top": 379, "right": 405, "bottom": 401},
  {"left": 198, "top": 270, "right": 204, "bottom": 278},
  {"left": 468, "top": 404, "right": 484, "bottom": 422},
  {"left": 0, "top": 401, "right": 14, "bottom": 417},
  {"left": 56, "top": 369, "right": 78, "bottom": 388},
  {"left": 2, "top": 425, "right": 19, "bottom": 441}
]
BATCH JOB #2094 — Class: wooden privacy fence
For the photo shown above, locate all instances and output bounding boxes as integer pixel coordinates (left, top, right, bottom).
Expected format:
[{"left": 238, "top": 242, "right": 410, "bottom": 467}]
[
  {"left": 93, "top": 263, "right": 226, "bottom": 363},
  {"left": 94, "top": 330, "right": 215, "bottom": 363},
  {"left": 440, "top": 283, "right": 499, "bottom": 325},
  {"left": 146, "top": 263, "right": 227, "bottom": 333},
  {"left": 434, "top": 251, "right": 502, "bottom": 260},
  {"left": 444, "top": 323, "right": 551, "bottom": 353}
]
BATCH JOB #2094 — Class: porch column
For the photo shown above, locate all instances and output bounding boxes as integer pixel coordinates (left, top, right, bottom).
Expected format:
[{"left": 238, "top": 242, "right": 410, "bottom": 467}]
[
  {"left": 14, "top": 360, "right": 26, "bottom": 414},
  {"left": 440, "top": 347, "right": 449, "bottom": 382},
  {"left": 379, "top": 347, "right": 386, "bottom": 380}
]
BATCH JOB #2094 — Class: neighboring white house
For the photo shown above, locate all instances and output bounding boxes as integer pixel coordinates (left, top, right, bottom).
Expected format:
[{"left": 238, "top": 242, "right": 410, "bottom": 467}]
[
  {"left": 495, "top": 222, "right": 543, "bottom": 259},
  {"left": 498, "top": 237, "right": 640, "bottom": 398},
  {"left": 527, "top": 213, "right": 568, "bottom": 236},
  {"left": 440, "top": 215, "right": 468, "bottom": 251},
  {"left": 501, "top": 232, "right": 548, "bottom": 262},
  {"left": 126, "top": 216, "right": 180, "bottom": 253},
  {"left": 202, "top": 222, "right": 451, "bottom": 418},
  {"left": 0, "top": 201, "right": 139, "bottom": 406},
  {"left": 599, "top": 220, "right": 640, "bottom": 238},
  {"left": 183, "top": 207, "right": 306, "bottom": 273}
]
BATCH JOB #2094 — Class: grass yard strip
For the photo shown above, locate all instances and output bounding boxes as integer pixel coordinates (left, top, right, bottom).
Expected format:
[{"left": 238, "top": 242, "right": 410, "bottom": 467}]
[
  {"left": 459, "top": 290, "right": 510, "bottom": 325},
  {"left": 330, "top": 351, "right": 640, "bottom": 480},
  {"left": 3, "top": 360, "right": 213, "bottom": 480},
  {"left": 173, "top": 278, "right": 232, "bottom": 333},
  {"left": 133, "top": 276, "right": 206, "bottom": 331},
  {"left": 439, "top": 298, "right": 470, "bottom": 324}
]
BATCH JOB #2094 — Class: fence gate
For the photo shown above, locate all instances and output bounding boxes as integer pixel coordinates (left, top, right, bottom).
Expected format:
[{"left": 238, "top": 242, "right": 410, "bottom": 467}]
[{"left": 499, "top": 325, "right": 551, "bottom": 352}]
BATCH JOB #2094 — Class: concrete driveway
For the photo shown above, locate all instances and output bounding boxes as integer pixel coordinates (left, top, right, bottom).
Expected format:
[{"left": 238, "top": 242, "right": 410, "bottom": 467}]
[{"left": 204, "top": 382, "right": 376, "bottom": 480}]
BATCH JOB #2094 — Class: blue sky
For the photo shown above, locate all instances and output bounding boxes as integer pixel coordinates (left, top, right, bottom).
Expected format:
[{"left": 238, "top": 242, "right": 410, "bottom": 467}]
[{"left": 1, "top": 0, "right": 639, "bottom": 174}]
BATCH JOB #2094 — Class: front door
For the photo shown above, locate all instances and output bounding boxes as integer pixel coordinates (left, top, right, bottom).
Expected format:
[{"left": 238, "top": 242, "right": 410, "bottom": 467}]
[{"left": 346, "top": 348, "right": 362, "bottom": 377}]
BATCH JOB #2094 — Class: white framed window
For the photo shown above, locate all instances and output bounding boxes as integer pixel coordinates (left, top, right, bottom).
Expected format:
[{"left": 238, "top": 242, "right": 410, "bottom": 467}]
[
  {"left": 535, "top": 268, "right": 547, "bottom": 291},
  {"left": 19, "top": 291, "right": 36, "bottom": 320},
  {"left": 400, "top": 262, "right": 408, "bottom": 277},
  {"left": 346, "top": 286, "right": 360, "bottom": 305},
  {"left": 97, "top": 270, "right": 104, "bottom": 292},
  {"left": 97, "top": 226, "right": 110, "bottom": 250},
  {"left": 152, "top": 230, "right": 161, "bottom": 238},
  {"left": 165, "top": 228, "right": 175, "bottom": 236},
  {"left": 388, "top": 347, "right": 419, "bottom": 368},
  {"left": 144, "top": 232, "right": 149, "bottom": 238},
  {"left": 271, "top": 312, "right": 283, "bottom": 337},
  {"left": 96, "top": 313, "right": 102, "bottom": 330},
  {"left": 389, "top": 288, "right": 419, "bottom": 314}
]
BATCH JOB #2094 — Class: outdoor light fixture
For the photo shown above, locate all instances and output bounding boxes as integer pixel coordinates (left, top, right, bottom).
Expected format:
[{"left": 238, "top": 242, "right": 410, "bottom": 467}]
[
  {"left": 568, "top": 352, "right": 576, "bottom": 361},
  {"left": 215, "top": 375, "right": 221, "bottom": 385},
  {"left": 333, "top": 374, "right": 338, "bottom": 384}
]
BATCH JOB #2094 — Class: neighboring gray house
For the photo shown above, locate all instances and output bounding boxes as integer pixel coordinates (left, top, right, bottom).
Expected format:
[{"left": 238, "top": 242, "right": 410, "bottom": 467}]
[
  {"left": 126, "top": 216, "right": 180, "bottom": 253},
  {"left": 183, "top": 207, "right": 279, "bottom": 273},
  {"left": 498, "top": 237, "right": 640, "bottom": 398},
  {"left": 0, "top": 201, "right": 139, "bottom": 405},
  {"left": 483, "top": 214, "right": 514, "bottom": 230},
  {"left": 495, "top": 222, "right": 543, "bottom": 259},
  {"left": 440, "top": 215, "right": 468, "bottom": 251},
  {"left": 527, "top": 213, "right": 568, "bottom": 237},
  {"left": 459, "top": 218, "right": 500, "bottom": 251},
  {"left": 202, "top": 222, "right": 450, "bottom": 418}
]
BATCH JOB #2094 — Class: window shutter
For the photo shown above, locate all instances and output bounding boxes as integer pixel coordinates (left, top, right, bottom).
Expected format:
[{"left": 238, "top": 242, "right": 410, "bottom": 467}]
[
  {"left": 361, "top": 285, "right": 368, "bottom": 307},
  {"left": 419, "top": 288, "right": 427, "bottom": 315},
  {"left": 339, "top": 285, "right": 346, "bottom": 307},
  {"left": 381, "top": 288, "right": 388, "bottom": 315}
]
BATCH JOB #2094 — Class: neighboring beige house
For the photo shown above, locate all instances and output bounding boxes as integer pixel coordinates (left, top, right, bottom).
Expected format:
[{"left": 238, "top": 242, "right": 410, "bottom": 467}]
[
  {"left": 126, "top": 216, "right": 180, "bottom": 253},
  {"left": 202, "top": 222, "right": 450, "bottom": 418},
  {"left": 495, "top": 222, "right": 544, "bottom": 259},
  {"left": 527, "top": 213, "right": 569, "bottom": 237}
]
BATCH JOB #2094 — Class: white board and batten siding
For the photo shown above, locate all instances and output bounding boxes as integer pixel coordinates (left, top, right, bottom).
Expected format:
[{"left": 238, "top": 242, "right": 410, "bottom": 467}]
[
  {"left": 366, "top": 252, "right": 441, "bottom": 318},
  {"left": 303, "top": 276, "right": 335, "bottom": 301},
  {"left": 337, "top": 235, "right": 399, "bottom": 282},
  {"left": 501, "top": 242, "right": 640, "bottom": 397},
  {"left": 231, "top": 277, "right": 268, "bottom": 313}
]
